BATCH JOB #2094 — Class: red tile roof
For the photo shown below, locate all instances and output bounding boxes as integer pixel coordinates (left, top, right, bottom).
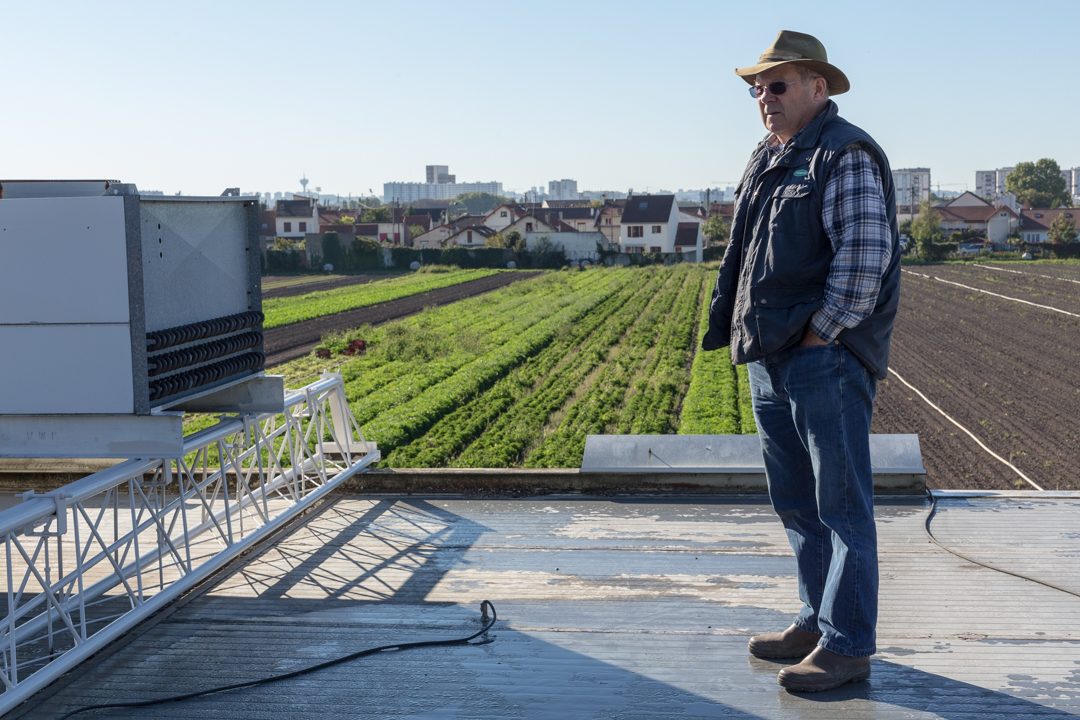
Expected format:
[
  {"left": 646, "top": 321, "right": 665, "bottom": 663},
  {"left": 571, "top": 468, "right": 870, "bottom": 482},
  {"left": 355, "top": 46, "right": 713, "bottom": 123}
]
[{"left": 1020, "top": 208, "right": 1078, "bottom": 231}]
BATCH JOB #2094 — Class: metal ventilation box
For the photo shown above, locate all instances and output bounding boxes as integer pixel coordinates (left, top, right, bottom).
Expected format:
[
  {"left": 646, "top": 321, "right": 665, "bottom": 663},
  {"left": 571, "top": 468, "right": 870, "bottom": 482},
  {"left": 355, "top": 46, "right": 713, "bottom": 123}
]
[{"left": 0, "top": 181, "right": 282, "bottom": 458}]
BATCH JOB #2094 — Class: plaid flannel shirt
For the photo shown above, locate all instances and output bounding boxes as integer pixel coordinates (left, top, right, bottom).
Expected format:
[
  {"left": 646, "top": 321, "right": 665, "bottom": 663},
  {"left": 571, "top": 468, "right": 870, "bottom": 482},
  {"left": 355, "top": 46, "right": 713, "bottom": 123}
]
[{"left": 765, "top": 137, "right": 892, "bottom": 344}]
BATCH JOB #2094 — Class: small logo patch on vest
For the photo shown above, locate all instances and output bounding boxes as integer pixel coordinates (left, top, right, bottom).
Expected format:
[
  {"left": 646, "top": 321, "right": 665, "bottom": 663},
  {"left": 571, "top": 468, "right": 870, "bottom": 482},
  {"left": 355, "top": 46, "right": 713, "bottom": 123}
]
[{"left": 793, "top": 168, "right": 809, "bottom": 177}]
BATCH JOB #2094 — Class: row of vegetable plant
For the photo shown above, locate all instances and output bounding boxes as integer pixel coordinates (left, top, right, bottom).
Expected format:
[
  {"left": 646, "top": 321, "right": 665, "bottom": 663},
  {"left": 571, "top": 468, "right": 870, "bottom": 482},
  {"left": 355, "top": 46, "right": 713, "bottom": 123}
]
[
  {"left": 379, "top": 277, "right": 649, "bottom": 468},
  {"left": 678, "top": 280, "right": 741, "bottom": 435},
  {"left": 262, "top": 268, "right": 501, "bottom": 329},
  {"left": 525, "top": 267, "right": 703, "bottom": 467},
  {"left": 450, "top": 272, "right": 668, "bottom": 467},
  {"left": 356, "top": 272, "right": 633, "bottom": 455}
]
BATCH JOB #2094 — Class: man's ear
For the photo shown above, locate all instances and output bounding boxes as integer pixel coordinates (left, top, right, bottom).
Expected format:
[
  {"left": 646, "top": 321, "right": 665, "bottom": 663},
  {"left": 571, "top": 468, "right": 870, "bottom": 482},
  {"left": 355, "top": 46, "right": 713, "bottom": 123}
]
[{"left": 814, "top": 77, "right": 829, "bottom": 102}]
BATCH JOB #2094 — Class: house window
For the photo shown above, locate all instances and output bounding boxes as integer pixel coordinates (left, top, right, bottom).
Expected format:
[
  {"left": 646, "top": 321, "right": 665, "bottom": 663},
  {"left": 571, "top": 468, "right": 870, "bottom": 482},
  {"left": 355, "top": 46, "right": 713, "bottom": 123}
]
[
  {"left": 652, "top": 225, "right": 662, "bottom": 234},
  {"left": 394, "top": 232, "right": 400, "bottom": 242},
  {"left": 500, "top": 211, "right": 508, "bottom": 217},
  {"left": 526, "top": 222, "right": 534, "bottom": 232},
  {"left": 626, "top": 246, "right": 644, "bottom": 254},
  {"left": 283, "top": 222, "right": 292, "bottom": 232},
  {"left": 380, "top": 233, "right": 387, "bottom": 241},
  {"left": 627, "top": 226, "right": 643, "bottom": 238},
  {"left": 468, "top": 230, "right": 473, "bottom": 243},
  {"left": 299, "top": 222, "right": 307, "bottom": 232},
  {"left": 605, "top": 218, "right": 611, "bottom": 225},
  {"left": 650, "top": 246, "right": 662, "bottom": 253},
  {"left": 577, "top": 222, "right": 585, "bottom": 230}
]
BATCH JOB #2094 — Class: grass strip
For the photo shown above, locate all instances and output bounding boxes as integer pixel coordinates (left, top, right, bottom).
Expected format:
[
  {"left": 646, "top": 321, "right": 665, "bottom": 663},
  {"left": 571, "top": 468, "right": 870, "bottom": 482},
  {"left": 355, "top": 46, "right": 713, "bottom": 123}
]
[{"left": 262, "top": 269, "right": 500, "bottom": 329}]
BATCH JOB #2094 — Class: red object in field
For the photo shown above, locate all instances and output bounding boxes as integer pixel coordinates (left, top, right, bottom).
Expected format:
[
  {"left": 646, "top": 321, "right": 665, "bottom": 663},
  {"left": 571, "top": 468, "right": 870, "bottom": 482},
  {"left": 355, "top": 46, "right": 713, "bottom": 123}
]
[
  {"left": 315, "top": 349, "right": 331, "bottom": 359},
  {"left": 342, "top": 348, "right": 355, "bottom": 356},
  {"left": 348, "top": 339, "right": 367, "bottom": 353}
]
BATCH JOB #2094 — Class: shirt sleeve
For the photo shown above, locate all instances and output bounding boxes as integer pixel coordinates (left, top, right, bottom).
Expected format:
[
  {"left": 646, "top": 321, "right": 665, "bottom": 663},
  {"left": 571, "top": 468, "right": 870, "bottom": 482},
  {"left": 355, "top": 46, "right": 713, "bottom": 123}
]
[{"left": 810, "top": 145, "right": 893, "bottom": 343}]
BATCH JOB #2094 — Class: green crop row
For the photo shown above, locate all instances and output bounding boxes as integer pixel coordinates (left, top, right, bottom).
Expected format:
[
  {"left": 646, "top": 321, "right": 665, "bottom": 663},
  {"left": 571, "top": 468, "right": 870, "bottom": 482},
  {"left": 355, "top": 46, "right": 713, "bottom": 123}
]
[
  {"left": 678, "top": 279, "right": 741, "bottom": 435},
  {"left": 381, "top": 275, "right": 643, "bottom": 468},
  {"left": 736, "top": 363, "right": 757, "bottom": 434},
  {"left": 451, "top": 273, "right": 666, "bottom": 467},
  {"left": 525, "top": 268, "right": 694, "bottom": 468},
  {"left": 357, "top": 272, "right": 631, "bottom": 455},
  {"left": 334, "top": 271, "right": 605, "bottom": 396},
  {"left": 347, "top": 274, "right": 611, "bottom": 427},
  {"left": 262, "top": 268, "right": 501, "bottom": 329},
  {"left": 619, "top": 267, "right": 706, "bottom": 435}
]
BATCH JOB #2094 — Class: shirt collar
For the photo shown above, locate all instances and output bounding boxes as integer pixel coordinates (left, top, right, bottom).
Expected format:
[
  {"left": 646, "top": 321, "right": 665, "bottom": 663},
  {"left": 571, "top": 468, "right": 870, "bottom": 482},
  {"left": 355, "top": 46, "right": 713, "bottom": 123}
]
[{"left": 763, "top": 102, "right": 835, "bottom": 156}]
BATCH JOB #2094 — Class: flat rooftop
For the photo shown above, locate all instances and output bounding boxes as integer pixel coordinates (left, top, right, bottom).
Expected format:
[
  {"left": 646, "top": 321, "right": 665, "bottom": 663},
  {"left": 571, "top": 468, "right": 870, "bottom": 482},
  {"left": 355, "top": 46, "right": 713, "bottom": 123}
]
[{"left": 24, "top": 493, "right": 1080, "bottom": 719}]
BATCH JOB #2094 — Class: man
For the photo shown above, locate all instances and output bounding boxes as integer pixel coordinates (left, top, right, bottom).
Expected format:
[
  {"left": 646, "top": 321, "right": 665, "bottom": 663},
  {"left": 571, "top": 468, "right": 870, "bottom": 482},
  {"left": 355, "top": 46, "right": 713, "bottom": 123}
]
[{"left": 702, "top": 31, "right": 901, "bottom": 692}]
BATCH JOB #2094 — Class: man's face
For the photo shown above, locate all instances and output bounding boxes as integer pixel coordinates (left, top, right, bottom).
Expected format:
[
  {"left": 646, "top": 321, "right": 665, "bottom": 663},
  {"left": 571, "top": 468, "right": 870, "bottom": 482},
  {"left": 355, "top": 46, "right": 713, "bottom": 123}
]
[{"left": 754, "top": 65, "right": 826, "bottom": 143}]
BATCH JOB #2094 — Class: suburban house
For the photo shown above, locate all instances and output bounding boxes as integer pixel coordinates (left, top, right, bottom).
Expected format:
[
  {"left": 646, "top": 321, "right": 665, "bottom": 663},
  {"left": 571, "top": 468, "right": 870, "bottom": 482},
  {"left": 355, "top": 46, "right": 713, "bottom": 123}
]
[
  {"left": 597, "top": 199, "right": 626, "bottom": 245},
  {"left": 405, "top": 214, "right": 433, "bottom": 233},
  {"left": 619, "top": 194, "right": 680, "bottom": 254},
  {"left": 482, "top": 204, "right": 527, "bottom": 232},
  {"left": 445, "top": 225, "right": 497, "bottom": 248},
  {"left": 259, "top": 210, "right": 276, "bottom": 238},
  {"left": 1019, "top": 208, "right": 1078, "bottom": 243},
  {"left": 275, "top": 196, "right": 318, "bottom": 238},
  {"left": 412, "top": 214, "right": 487, "bottom": 248},
  {"left": 673, "top": 222, "right": 705, "bottom": 261},
  {"left": 411, "top": 225, "right": 455, "bottom": 248},
  {"left": 935, "top": 195, "right": 1019, "bottom": 242}
]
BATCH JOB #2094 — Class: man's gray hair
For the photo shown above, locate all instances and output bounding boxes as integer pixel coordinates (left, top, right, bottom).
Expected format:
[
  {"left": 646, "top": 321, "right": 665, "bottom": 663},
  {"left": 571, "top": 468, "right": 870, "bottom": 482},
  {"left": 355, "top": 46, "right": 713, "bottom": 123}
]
[{"left": 795, "top": 65, "right": 831, "bottom": 95}]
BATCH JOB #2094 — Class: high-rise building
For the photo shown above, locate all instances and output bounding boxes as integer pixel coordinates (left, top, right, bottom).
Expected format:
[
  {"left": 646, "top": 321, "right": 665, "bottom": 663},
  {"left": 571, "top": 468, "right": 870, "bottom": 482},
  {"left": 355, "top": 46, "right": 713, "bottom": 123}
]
[
  {"left": 975, "top": 167, "right": 1014, "bottom": 199},
  {"left": 383, "top": 180, "right": 503, "bottom": 203},
  {"left": 384, "top": 166, "right": 500, "bottom": 202},
  {"left": 548, "top": 179, "right": 579, "bottom": 201},
  {"left": 1060, "top": 167, "right": 1080, "bottom": 199},
  {"left": 426, "top": 165, "right": 455, "bottom": 184},
  {"left": 893, "top": 168, "right": 930, "bottom": 206}
]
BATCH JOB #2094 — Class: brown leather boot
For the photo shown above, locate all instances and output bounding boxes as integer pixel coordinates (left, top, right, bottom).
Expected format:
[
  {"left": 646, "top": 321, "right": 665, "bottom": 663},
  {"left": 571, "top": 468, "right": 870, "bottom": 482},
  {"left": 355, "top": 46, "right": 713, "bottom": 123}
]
[
  {"left": 777, "top": 646, "right": 871, "bottom": 692},
  {"left": 747, "top": 624, "right": 822, "bottom": 659}
]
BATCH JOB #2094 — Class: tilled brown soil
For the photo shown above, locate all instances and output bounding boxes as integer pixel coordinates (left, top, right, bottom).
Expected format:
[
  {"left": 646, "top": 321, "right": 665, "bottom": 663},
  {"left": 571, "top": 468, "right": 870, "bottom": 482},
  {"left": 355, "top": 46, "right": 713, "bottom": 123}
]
[
  {"left": 871, "top": 270, "right": 1080, "bottom": 490},
  {"left": 264, "top": 271, "right": 544, "bottom": 366},
  {"left": 262, "top": 273, "right": 405, "bottom": 300},
  {"left": 906, "top": 264, "right": 1080, "bottom": 315}
]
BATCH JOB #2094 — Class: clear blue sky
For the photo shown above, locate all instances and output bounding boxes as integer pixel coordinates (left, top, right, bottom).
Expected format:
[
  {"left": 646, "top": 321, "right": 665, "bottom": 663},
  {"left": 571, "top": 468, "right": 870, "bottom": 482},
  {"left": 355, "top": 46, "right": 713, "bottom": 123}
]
[{"left": 3, "top": 0, "right": 1076, "bottom": 197}]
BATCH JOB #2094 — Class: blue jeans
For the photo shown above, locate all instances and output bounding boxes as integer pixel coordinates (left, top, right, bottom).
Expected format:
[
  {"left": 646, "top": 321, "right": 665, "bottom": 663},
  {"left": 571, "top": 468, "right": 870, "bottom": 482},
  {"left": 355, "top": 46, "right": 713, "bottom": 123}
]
[{"left": 747, "top": 342, "right": 878, "bottom": 658}]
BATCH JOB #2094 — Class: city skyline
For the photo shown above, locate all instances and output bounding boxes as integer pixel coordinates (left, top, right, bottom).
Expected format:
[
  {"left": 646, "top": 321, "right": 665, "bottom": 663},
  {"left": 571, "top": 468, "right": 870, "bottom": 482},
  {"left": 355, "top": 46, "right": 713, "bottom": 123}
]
[{"left": 2, "top": 0, "right": 1077, "bottom": 198}]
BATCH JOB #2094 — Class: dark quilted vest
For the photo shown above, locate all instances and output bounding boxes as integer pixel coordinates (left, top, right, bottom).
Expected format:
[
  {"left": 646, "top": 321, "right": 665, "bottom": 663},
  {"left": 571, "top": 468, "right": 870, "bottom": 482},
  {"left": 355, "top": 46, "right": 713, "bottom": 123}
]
[{"left": 702, "top": 101, "right": 901, "bottom": 380}]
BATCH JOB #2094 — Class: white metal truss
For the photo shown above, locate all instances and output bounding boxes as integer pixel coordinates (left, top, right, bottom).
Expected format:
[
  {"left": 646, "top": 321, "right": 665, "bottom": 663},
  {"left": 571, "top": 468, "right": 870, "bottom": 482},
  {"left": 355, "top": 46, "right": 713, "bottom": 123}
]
[{"left": 0, "top": 373, "right": 378, "bottom": 714}]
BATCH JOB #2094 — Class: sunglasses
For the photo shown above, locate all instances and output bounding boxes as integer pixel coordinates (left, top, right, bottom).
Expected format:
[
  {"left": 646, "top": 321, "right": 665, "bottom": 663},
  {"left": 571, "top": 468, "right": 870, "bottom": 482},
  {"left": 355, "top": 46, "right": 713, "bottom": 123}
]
[{"left": 748, "top": 80, "right": 802, "bottom": 99}]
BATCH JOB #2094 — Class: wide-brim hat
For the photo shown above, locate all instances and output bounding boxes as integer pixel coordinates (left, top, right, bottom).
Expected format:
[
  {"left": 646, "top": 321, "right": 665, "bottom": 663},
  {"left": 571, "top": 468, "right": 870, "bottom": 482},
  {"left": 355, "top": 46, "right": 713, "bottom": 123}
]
[{"left": 735, "top": 30, "right": 849, "bottom": 95}]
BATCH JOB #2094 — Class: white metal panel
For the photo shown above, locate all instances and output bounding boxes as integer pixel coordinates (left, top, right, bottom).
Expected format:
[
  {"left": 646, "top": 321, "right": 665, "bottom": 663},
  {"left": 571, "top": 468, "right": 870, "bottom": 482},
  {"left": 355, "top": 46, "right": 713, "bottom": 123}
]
[
  {"left": 581, "top": 434, "right": 926, "bottom": 475},
  {"left": 0, "top": 197, "right": 129, "bottom": 324},
  {"left": 0, "top": 414, "right": 182, "bottom": 458},
  {"left": 140, "top": 200, "right": 251, "bottom": 332},
  {"left": 0, "top": 325, "right": 133, "bottom": 414}
]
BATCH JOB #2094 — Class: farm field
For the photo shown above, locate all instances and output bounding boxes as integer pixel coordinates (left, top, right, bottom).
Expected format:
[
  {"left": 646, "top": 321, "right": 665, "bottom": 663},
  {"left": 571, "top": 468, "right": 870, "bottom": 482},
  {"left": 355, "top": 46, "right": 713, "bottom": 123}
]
[
  {"left": 309, "top": 265, "right": 752, "bottom": 469},
  {"left": 872, "top": 264, "right": 1080, "bottom": 490},
  {"left": 904, "top": 262, "right": 1080, "bottom": 315},
  {"left": 262, "top": 268, "right": 500, "bottom": 329},
  {"left": 262, "top": 272, "right": 405, "bottom": 300},
  {"left": 263, "top": 271, "right": 543, "bottom": 366},
  {"left": 259, "top": 261, "right": 1080, "bottom": 489}
]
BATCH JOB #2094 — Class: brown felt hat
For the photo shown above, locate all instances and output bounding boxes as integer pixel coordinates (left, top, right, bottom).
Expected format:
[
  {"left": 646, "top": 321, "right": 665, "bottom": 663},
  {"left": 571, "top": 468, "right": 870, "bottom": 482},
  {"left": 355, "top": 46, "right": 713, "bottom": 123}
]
[{"left": 735, "top": 30, "right": 850, "bottom": 95}]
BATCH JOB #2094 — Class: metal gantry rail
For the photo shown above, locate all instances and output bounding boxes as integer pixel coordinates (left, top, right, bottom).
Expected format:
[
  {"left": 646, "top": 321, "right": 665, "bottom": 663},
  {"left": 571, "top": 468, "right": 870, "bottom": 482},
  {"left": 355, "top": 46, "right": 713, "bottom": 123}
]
[{"left": 0, "top": 373, "right": 378, "bottom": 714}]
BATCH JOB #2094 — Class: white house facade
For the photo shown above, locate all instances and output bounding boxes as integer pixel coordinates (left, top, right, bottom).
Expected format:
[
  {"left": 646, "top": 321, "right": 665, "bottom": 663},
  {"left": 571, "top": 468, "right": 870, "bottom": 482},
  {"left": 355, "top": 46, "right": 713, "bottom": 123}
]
[{"left": 619, "top": 194, "right": 680, "bottom": 254}]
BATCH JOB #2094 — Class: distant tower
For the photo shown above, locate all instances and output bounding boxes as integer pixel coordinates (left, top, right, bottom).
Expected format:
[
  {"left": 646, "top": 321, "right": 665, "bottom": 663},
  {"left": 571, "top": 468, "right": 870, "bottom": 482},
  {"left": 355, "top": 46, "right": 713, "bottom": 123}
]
[{"left": 300, "top": 174, "right": 309, "bottom": 194}]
